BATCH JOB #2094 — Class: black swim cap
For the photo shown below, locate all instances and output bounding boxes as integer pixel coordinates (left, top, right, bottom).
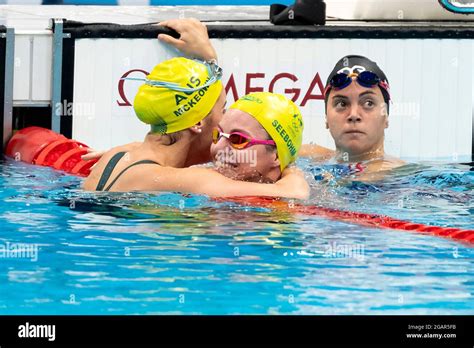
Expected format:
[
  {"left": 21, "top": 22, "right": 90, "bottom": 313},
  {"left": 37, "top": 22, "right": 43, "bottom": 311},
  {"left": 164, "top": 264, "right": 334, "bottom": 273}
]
[{"left": 324, "top": 55, "right": 390, "bottom": 113}]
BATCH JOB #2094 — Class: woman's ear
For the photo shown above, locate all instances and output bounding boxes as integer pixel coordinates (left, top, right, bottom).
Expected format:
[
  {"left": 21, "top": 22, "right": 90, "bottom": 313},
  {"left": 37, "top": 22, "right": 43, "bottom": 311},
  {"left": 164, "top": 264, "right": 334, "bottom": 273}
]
[
  {"left": 325, "top": 118, "right": 329, "bottom": 129},
  {"left": 272, "top": 152, "right": 280, "bottom": 169},
  {"left": 190, "top": 122, "right": 203, "bottom": 134}
]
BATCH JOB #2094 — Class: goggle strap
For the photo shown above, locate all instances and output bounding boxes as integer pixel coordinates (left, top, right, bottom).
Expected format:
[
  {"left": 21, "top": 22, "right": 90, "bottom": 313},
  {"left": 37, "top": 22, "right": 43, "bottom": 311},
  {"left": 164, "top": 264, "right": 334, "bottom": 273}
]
[
  {"left": 120, "top": 59, "right": 223, "bottom": 93},
  {"left": 326, "top": 71, "right": 391, "bottom": 100}
]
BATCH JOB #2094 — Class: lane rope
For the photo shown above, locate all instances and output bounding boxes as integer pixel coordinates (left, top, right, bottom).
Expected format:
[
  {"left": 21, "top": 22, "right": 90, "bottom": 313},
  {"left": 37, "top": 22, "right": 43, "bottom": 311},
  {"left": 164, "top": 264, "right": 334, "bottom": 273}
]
[{"left": 223, "top": 196, "right": 474, "bottom": 246}]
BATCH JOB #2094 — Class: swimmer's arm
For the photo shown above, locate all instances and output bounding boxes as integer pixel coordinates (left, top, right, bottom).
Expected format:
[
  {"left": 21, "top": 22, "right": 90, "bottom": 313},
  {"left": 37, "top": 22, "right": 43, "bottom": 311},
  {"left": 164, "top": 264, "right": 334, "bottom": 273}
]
[
  {"left": 149, "top": 166, "right": 309, "bottom": 200},
  {"left": 157, "top": 19, "right": 217, "bottom": 61},
  {"left": 298, "top": 144, "right": 335, "bottom": 161}
]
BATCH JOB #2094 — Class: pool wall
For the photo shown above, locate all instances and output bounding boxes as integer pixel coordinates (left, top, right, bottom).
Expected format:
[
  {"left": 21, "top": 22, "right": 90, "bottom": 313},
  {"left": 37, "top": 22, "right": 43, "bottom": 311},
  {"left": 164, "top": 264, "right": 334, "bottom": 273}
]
[{"left": 68, "top": 22, "right": 474, "bottom": 161}]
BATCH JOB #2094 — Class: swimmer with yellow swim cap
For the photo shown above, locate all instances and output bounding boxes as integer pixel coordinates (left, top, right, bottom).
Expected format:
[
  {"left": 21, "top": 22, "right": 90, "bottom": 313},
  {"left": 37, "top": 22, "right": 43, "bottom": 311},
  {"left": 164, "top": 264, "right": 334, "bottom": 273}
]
[
  {"left": 211, "top": 92, "right": 303, "bottom": 183},
  {"left": 83, "top": 56, "right": 308, "bottom": 199}
]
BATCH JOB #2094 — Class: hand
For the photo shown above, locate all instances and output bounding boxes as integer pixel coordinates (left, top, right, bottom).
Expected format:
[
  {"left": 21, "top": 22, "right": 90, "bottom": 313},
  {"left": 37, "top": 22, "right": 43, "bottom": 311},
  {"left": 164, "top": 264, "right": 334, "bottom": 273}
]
[
  {"left": 157, "top": 18, "right": 217, "bottom": 61},
  {"left": 81, "top": 148, "right": 105, "bottom": 161},
  {"left": 277, "top": 167, "right": 310, "bottom": 200}
]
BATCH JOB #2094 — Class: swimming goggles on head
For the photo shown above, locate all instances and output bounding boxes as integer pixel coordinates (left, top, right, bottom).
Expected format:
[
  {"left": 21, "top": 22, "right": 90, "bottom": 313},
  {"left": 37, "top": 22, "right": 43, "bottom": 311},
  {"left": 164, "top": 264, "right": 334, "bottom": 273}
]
[
  {"left": 212, "top": 128, "right": 276, "bottom": 150},
  {"left": 122, "top": 60, "right": 223, "bottom": 93},
  {"left": 324, "top": 71, "right": 390, "bottom": 99}
]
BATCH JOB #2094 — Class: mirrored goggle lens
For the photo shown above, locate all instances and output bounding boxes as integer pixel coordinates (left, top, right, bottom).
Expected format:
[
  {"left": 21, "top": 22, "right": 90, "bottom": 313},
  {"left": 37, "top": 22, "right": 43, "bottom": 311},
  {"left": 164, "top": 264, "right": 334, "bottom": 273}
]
[
  {"left": 212, "top": 128, "right": 220, "bottom": 144},
  {"left": 228, "top": 133, "right": 250, "bottom": 149}
]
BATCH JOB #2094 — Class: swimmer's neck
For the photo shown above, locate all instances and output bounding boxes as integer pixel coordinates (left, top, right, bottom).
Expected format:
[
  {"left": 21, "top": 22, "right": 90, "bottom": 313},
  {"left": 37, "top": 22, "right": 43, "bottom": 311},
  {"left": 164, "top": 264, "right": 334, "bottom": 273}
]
[
  {"left": 142, "top": 133, "right": 192, "bottom": 168},
  {"left": 334, "top": 146, "right": 385, "bottom": 163}
]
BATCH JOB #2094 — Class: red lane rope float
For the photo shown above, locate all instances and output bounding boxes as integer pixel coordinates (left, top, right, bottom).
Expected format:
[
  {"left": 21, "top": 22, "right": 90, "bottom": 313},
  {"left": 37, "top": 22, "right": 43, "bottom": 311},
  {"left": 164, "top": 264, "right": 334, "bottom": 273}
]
[
  {"left": 5, "top": 126, "right": 98, "bottom": 177},
  {"left": 35, "top": 139, "right": 80, "bottom": 167},
  {"left": 52, "top": 147, "right": 90, "bottom": 172},
  {"left": 222, "top": 197, "right": 474, "bottom": 246},
  {"left": 5, "top": 126, "right": 66, "bottom": 163}
]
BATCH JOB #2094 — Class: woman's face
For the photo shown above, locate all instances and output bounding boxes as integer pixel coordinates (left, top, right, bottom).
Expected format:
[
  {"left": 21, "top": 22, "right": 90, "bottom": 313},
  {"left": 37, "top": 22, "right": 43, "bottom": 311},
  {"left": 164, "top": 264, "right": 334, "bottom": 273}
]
[
  {"left": 210, "top": 109, "right": 281, "bottom": 182},
  {"left": 326, "top": 81, "right": 388, "bottom": 158}
]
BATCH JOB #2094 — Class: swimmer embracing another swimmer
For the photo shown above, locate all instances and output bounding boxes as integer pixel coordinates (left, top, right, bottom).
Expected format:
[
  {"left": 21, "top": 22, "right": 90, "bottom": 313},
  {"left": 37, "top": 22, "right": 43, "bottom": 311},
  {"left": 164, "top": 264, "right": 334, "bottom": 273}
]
[
  {"left": 83, "top": 57, "right": 308, "bottom": 199},
  {"left": 156, "top": 19, "right": 405, "bottom": 180},
  {"left": 83, "top": 17, "right": 407, "bottom": 196}
]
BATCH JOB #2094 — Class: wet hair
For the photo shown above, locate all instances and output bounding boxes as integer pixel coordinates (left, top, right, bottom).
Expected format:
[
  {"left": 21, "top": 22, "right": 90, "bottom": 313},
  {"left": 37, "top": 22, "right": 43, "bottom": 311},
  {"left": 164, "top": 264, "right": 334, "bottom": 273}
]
[{"left": 147, "top": 130, "right": 183, "bottom": 145}]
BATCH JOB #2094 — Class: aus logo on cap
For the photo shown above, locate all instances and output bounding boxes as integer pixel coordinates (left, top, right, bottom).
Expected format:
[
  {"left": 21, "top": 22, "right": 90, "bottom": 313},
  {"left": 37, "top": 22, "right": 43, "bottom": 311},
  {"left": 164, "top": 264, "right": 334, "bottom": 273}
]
[
  {"left": 291, "top": 113, "right": 303, "bottom": 131},
  {"left": 241, "top": 95, "right": 263, "bottom": 104}
]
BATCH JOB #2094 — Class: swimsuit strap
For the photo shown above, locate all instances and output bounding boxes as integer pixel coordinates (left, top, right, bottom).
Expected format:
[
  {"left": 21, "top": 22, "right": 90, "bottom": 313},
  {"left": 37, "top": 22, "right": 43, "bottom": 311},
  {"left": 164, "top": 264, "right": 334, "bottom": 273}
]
[
  {"left": 103, "top": 159, "right": 160, "bottom": 192},
  {"left": 95, "top": 152, "right": 126, "bottom": 191}
]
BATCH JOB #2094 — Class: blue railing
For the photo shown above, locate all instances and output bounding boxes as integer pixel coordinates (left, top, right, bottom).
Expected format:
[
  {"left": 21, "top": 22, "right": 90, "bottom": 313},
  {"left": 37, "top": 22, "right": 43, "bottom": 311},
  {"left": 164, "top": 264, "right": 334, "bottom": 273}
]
[{"left": 438, "top": 0, "right": 474, "bottom": 14}]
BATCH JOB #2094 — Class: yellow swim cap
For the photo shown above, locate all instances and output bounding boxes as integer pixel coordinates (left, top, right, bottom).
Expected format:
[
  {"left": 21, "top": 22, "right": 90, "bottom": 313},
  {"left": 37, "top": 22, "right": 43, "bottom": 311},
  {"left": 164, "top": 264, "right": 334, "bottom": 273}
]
[
  {"left": 133, "top": 57, "right": 223, "bottom": 134},
  {"left": 229, "top": 92, "right": 304, "bottom": 171}
]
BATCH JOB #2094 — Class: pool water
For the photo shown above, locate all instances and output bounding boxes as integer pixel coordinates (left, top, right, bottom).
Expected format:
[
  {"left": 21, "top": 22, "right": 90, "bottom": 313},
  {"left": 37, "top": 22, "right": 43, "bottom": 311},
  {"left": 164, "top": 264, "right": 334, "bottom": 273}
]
[{"left": 0, "top": 158, "right": 472, "bottom": 314}]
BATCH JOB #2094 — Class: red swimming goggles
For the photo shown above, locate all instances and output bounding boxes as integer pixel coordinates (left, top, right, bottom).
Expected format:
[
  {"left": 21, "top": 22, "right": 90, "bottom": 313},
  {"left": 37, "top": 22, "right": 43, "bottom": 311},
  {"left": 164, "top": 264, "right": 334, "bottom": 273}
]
[
  {"left": 212, "top": 128, "right": 276, "bottom": 150},
  {"left": 324, "top": 71, "right": 390, "bottom": 99}
]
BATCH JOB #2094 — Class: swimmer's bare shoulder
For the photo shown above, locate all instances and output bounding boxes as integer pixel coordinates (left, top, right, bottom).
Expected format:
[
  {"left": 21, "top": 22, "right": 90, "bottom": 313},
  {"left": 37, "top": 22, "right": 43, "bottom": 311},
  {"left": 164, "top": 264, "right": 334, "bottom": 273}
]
[
  {"left": 365, "top": 156, "right": 406, "bottom": 172},
  {"left": 356, "top": 157, "right": 406, "bottom": 182},
  {"left": 82, "top": 142, "right": 141, "bottom": 190},
  {"left": 299, "top": 144, "right": 334, "bottom": 161}
]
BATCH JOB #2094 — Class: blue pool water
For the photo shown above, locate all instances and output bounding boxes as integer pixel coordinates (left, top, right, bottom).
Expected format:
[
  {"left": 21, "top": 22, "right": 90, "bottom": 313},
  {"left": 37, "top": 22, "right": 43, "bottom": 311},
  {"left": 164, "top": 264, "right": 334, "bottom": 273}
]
[{"left": 0, "top": 158, "right": 472, "bottom": 314}]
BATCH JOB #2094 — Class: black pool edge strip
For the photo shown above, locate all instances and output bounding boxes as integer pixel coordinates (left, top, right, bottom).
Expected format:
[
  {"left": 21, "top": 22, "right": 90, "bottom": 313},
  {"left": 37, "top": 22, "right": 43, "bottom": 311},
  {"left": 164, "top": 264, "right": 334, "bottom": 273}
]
[
  {"left": 0, "top": 25, "right": 7, "bottom": 153},
  {"left": 60, "top": 20, "right": 474, "bottom": 39},
  {"left": 59, "top": 37, "right": 75, "bottom": 139}
]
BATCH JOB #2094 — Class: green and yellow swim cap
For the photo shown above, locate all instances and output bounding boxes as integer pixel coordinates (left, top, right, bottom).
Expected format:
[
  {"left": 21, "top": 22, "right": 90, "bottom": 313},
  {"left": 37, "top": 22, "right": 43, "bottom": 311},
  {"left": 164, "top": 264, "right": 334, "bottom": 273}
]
[
  {"left": 229, "top": 92, "right": 304, "bottom": 171},
  {"left": 133, "top": 57, "right": 223, "bottom": 134}
]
